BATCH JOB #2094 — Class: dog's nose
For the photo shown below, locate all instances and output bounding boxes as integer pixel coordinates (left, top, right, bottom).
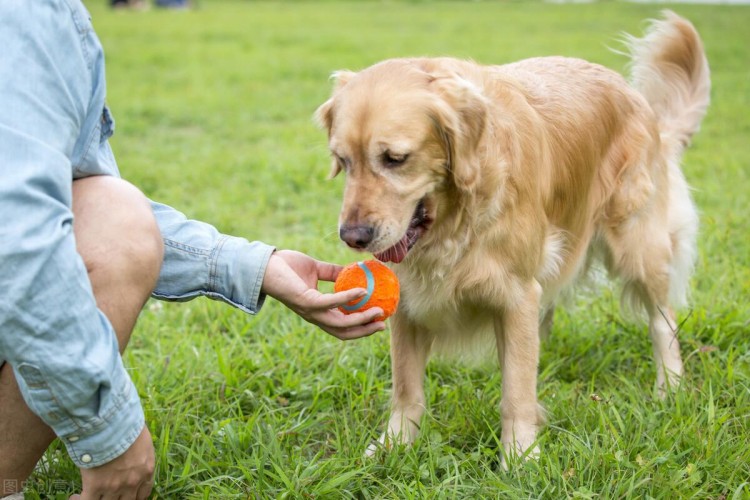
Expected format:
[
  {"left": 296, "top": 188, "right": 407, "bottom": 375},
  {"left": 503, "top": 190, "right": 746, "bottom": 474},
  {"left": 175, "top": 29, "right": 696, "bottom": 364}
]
[{"left": 339, "top": 225, "right": 374, "bottom": 249}]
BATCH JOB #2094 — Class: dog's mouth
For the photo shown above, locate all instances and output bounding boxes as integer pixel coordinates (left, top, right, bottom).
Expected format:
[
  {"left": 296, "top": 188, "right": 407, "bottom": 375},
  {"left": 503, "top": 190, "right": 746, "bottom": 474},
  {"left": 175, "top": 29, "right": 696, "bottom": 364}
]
[{"left": 374, "top": 199, "right": 432, "bottom": 264}]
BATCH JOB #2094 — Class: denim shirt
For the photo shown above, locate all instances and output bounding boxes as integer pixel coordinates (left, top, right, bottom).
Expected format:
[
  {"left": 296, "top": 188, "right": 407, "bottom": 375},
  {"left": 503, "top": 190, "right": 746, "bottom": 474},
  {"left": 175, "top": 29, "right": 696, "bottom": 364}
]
[{"left": 0, "top": 0, "right": 274, "bottom": 468}]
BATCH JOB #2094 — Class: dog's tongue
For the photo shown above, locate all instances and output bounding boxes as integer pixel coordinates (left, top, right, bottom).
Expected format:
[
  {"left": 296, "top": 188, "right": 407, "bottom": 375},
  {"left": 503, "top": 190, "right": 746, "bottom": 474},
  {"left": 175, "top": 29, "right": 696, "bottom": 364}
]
[{"left": 374, "top": 234, "right": 409, "bottom": 263}]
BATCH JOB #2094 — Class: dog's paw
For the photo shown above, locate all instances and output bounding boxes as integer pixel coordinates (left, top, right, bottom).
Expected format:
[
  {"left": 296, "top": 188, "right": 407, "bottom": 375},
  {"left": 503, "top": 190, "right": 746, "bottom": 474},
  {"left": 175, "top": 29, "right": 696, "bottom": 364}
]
[
  {"left": 363, "top": 412, "right": 421, "bottom": 458},
  {"left": 655, "top": 365, "right": 683, "bottom": 399},
  {"left": 364, "top": 435, "right": 386, "bottom": 458},
  {"left": 500, "top": 423, "right": 540, "bottom": 470},
  {"left": 500, "top": 441, "right": 540, "bottom": 470},
  {"left": 363, "top": 431, "right": 407, "bottom": 458}
]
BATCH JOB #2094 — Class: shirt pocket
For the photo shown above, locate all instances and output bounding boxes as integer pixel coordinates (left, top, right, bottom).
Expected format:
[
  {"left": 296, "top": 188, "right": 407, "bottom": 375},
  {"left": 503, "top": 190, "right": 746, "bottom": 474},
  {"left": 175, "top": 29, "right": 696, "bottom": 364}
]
[{"left": 73, "top": 105, "right": 120, "bottom": 179}]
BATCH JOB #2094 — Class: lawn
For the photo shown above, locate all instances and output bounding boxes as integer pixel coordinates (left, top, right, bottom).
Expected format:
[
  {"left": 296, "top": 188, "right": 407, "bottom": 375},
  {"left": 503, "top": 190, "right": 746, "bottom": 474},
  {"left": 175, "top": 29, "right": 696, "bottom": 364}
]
[{"left": 27, "top": 1, "right": 749, "bottom": 498}]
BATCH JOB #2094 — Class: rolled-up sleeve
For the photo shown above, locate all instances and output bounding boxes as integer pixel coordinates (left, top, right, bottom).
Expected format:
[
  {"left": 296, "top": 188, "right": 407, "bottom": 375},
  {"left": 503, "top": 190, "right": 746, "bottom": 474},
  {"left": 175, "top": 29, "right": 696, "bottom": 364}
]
[{"left": 150, "top": 201, "right": 275, "bottom": 314}]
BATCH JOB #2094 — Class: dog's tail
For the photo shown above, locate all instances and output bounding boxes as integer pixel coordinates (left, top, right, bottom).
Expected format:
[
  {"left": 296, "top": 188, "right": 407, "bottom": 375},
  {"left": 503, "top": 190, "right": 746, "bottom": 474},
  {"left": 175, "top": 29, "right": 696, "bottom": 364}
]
[
  {"left": 625, "top": 11, "right": 709, "bottom": 309},
  {"left": 625, "top": 11, "right": 710, "bottom": 161}
]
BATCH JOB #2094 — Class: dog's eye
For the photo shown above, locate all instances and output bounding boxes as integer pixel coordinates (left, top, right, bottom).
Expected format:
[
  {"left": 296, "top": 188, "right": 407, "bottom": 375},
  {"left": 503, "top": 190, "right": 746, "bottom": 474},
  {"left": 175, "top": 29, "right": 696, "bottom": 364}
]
[{"left": 382, "top": 151, "right": 409, "bottom": 168}]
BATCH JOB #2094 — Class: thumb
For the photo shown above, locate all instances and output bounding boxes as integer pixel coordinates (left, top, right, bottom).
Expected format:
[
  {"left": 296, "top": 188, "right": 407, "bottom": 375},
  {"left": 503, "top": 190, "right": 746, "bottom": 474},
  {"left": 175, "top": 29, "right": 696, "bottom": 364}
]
[{"left": 69, "top": 496, "right": 81, "bottom": 499}]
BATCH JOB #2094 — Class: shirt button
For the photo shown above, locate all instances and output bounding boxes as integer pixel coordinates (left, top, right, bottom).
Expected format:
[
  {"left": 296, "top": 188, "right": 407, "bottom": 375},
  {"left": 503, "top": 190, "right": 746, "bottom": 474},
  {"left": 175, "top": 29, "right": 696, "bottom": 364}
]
[
  {"left": 68, "top": 436, "right": 80, "bottom": 443},
  {"left": 81, "top": 454, "right": 93, "bottom": 464}
]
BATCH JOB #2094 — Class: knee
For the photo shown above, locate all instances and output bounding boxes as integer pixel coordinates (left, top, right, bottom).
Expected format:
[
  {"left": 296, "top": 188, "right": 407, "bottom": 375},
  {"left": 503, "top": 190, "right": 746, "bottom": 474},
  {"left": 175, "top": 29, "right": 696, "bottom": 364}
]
[
  {"left": 73, "top": 176, "right": 164, "bottom": 292},
  {"left": 115, "top": 196, "right": 164, "bottom": 290}
]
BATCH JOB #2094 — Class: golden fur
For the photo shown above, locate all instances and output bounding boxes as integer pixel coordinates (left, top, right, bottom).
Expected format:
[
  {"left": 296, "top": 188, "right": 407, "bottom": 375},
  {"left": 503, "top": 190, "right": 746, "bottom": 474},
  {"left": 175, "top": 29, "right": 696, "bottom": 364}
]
[{"left": 316, "top": 11, "right": 709, "bottom": 463}]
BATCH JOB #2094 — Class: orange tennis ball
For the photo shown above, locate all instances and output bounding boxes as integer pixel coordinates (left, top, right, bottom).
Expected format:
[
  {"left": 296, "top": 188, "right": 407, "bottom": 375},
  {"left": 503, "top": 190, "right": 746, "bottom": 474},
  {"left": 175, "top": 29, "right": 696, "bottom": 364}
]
[{"left": 334, "top": 260, "right": 400, "bottom": 320}]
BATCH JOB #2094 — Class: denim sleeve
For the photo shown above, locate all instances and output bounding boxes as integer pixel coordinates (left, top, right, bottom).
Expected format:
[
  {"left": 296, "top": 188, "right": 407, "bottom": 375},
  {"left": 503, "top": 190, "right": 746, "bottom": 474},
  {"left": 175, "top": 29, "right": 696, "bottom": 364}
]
[
  {"left": 0, "top": 0, "right": 144, "bottom": 469},
  {"left": 150, "top": 201, "right": 276, "bottom": 314}
]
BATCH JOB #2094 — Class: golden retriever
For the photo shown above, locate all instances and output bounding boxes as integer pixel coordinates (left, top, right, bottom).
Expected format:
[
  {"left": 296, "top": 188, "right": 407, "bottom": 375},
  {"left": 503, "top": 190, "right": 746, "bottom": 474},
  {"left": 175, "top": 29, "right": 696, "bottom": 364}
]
[{"left": 316, "top": 11, "right": 709, "bottom": 464}]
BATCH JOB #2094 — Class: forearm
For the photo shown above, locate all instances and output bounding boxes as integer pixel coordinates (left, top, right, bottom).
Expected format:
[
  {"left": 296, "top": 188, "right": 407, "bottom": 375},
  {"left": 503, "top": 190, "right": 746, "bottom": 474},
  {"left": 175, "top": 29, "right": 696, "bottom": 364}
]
[{"left": 150, "top": 201, "right": 276, "bottom": 313}]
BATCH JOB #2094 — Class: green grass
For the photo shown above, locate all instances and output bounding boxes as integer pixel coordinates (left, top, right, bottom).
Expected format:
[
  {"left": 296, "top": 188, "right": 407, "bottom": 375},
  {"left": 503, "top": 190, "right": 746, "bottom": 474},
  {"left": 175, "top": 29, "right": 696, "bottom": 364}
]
[{"left": 27, "top": 1, "right": 749, "bottom": 498}]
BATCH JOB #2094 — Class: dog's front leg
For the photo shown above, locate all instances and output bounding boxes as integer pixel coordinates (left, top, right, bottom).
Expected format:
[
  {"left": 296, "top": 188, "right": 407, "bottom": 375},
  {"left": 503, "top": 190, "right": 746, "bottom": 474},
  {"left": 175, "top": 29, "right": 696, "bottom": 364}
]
[
  {"left": 366, "top": 312, "right": 432, "bottom": 456},
  {"left": 495, "top": 280, "right": 544, "bottom": 467}
]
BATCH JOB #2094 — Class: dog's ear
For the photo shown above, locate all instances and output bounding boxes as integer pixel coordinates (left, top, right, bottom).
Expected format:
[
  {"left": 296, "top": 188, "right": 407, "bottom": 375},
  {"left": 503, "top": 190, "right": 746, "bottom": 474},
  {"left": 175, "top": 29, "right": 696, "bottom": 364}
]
[
  {"left": 315, "top": 70, "right": 357, "bottom": 179},
  {"left": 314, "top": 70, "right": 357, "bottom": 132},
  {"left": 428, "top": 74, "right": 488, "bottom": 192}
]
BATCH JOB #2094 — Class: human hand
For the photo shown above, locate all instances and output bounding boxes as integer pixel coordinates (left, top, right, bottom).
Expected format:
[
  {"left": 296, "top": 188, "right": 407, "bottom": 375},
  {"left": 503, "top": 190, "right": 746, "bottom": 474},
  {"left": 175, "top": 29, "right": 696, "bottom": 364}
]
[
  {"left": 261, "top": 250, "right": 387, "bottom": 340},
  {"left": 69, "top": 426, "right": 155, "bottom": 500}
]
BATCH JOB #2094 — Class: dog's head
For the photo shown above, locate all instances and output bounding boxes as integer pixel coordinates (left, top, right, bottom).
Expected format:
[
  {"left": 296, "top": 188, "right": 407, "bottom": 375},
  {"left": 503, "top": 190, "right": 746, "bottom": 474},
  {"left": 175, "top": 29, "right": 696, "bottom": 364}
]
[{"left": 315, "top": 59, "right": 488, "bottom": 263}]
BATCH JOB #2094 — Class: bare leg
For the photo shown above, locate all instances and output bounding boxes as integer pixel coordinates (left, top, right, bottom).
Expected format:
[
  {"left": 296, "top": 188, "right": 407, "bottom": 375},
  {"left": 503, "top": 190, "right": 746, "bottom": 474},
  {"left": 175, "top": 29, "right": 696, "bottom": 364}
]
[
  {"left": 69, "top": 176, "right": 163, "bottom": 348},
  {"left": 0, "top": 364, "right": 56, "bottom": 497},
  {"left": 366, "top": 313, "right": 432, "bottom": 456},
  {"left": 0, "top": 176, "right": 162, "bottom": 494},
  {"left": 496, "top": 280, "right": 544, "bottom": 467}
]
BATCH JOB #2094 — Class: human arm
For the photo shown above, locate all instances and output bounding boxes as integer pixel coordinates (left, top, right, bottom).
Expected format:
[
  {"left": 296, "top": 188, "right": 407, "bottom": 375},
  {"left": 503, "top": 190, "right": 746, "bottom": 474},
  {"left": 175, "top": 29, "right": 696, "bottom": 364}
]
[
  {"left": 150, "top": 202, "right": 385, "bottom": 338},
  {"left": 150, "top": 200, "right": 275, "bottom": 312},
  {"left": 0, "top": 5, "right": 148, "bottom": 475}
]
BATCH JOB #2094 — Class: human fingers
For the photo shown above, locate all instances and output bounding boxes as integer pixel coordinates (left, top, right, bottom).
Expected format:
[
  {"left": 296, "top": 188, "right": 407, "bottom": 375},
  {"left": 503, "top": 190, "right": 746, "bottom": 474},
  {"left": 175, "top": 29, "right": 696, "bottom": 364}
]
[
  {"left": 274, "top": 250, "right": 345, "bottom": 284},
  {"left": 75, "top": 478, "right": 149, "bottom": 500},
  {"left": 80, "top": 480, "right": 152, "bottom": 500},
  {"left": 313, "top": 307, "right": 386, "bottom": 338},
  {"left": 137, "top": 477, "right": 155, "bottom": 500},
  {"left": 314, "top": 259, "right": 344, "bottom": 283},
  {"left": 326, "top": 319, "right": 387, "bottom": 340},
  {"left": 330, "top": 306, "right": 385, "bottom": 327},
  {"left": 303, "top": 287, "right": 368, "bottom": 311}
]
